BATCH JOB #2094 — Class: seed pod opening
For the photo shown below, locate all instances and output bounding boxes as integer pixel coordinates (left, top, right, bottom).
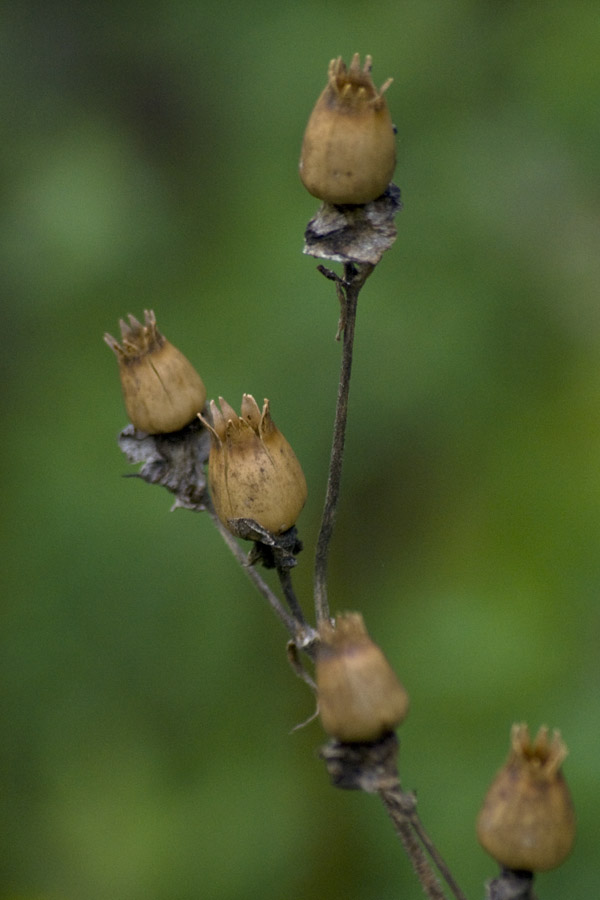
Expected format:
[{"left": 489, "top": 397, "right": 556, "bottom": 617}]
[
  {"left": 476, "top": 723, "right": 576, "bottom": 872},
  {"left": 299, "top": 53, "right": 396, "bottom": 205}
]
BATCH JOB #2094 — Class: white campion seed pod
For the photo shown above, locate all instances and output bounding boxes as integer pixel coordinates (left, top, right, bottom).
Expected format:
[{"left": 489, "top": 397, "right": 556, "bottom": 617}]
[{"left": 299, "top": 54, "right": 396, "bottom": 205}]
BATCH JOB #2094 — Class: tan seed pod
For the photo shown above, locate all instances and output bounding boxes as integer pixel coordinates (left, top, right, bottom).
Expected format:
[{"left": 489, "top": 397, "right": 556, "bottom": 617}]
[
  {"left": 104, "top": 310, "right": 207, "bottom": 434},
  {"left": 316, "top": 612, "right": 409, "bottom": 742},
  {"left": 299, "top": 53, "right": 396, "bottom": 205},
  {"left": 203, "top": 395, "right": 307, "bottom": 536},
  {"left": 476, "top": 723, "right": 576, "bottom": 872}
]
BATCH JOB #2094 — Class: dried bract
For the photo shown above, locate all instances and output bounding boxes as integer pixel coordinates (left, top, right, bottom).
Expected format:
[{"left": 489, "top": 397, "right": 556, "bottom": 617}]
[{"left": 303, "top": 184, "right": 402, "bottom": 265}]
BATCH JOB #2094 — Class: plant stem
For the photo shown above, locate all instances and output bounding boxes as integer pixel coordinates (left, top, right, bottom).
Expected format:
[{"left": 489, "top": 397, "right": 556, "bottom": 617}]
[
  {"left": 207, "top": 502, "right": 317, "bottom": 654},
  {"left": 277, "top": 566, "right": 307, "bottom": 625},
  {"left": 379, "top": 785, "right": 468, "bottom": 900},
  {"left": 378, "top": 786, "right": 449, "bottom": 900},
  {"left": 409, "top": 807, "right": 469, "bottom": 900},
  {"left": 313, "top": 262, "right": 373, "bottom": 623},
  {"left": 320, "top": 735, "right": 467, "bottom": 900}
]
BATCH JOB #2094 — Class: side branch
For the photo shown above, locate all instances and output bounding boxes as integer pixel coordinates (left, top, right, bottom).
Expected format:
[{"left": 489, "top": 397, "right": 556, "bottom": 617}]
[
  {"left": 379, "top": 787, "right": 448, "bottom": 900},
  {"left": 320, "top": 734, "right": 466, "bottom": 900},
  {"left": 207, "top": 502, "right": 318, "bottom": 657},
  {"left": 379, "top": 786, "right": 468, "bottom": 900}
]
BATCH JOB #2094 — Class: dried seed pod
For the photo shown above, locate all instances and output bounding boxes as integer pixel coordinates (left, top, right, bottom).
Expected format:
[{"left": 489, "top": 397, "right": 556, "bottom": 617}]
[
  {"left": 316, "top": 612, "right": 409, "bottom": 742},
  {"left": 203, "top": 395, "right": 307, "bottom": 536},
  {"left": 476, "top": 723, "right": 576, "bottom": 872},
  {"left": 105, "top": 310, "right": 206, "bottom": 434},
  {"left": 299, "top": 53, "right": 396, "bottom": 205}
]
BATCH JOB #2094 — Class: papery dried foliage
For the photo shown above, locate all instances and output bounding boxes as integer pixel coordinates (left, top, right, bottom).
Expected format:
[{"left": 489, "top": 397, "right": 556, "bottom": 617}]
[
  {"left": 485, "top": 869, "right": 537, "bottom": 900},
  {"left": 303, "top": 184, "right": 402, "bottom": 265},
  {"left": 117, "top": 419, "right": 211, "bottom": 511}
]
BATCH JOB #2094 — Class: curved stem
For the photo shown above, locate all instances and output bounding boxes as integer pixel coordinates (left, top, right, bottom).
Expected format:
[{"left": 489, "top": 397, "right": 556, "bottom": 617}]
[{"left": 313, "top": 263, "right": 373, "bottom": 623}]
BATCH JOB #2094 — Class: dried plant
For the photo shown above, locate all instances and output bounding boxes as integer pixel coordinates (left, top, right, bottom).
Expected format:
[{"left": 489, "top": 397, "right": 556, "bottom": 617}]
[{"left": 104, "top": 54, "right": 574, "bottom": 900}]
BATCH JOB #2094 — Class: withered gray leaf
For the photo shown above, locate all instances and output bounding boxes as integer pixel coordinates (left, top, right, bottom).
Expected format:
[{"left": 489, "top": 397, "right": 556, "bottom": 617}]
[
  {"left": 303, "top": 184, "right": 402, "bottom": 265},
  {"left": 117, "top": 419, "right": 211, "bottom": 511}
]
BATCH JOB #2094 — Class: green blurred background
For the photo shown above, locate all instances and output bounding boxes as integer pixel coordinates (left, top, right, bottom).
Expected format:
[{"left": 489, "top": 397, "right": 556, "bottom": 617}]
[{"left": 2, "top": 1, "right": 599, "bottom": 898}]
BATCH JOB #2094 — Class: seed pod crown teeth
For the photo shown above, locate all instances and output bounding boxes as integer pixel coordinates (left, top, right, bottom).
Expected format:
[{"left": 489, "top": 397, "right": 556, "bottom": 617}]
[
  {"left": 241, "top": 393, "right": 262, "bottom": 432},
  {"left": 328, "top": 53, "right": 393, "bottom": 110},
  {"left": 218, "top": 396, "right": 243, "bottom": 431},
  {"left": 208, "top": 399, "right": 226, "bottom": 441},
  {"left": 512, "top": 723, "right": 568, "bottom": 777},
  {"left": 104, "top": 309, "right": 164, "bottom": 362}
]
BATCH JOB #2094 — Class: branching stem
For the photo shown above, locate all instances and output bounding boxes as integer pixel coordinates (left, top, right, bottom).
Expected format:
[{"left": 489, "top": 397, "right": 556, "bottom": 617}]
[
  {"left": 378, "top": 786, "right": 450, "bottom": 900},
  {"left": 207, "top": 502, "right": 318, "bottom": 655},
  {"left": 313, "top": 262, "right": 373, "bottom": 623},
  {"left": 320, "top": 735, "right": 467, "bottom": 900},
  {"left": 409, "top": 809, "right": 469, "bottom": 900}
]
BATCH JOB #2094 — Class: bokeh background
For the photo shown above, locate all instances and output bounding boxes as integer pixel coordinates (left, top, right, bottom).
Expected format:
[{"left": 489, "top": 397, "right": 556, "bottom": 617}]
[{"left": 2, "top": 1, "right": 599, "bottom": 898}]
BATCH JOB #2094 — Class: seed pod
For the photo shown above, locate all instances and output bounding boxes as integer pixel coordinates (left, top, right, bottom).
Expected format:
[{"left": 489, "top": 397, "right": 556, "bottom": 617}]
[
  {"left": 316, "top": 613, "right": 409, "bottom": 742},
  {"left": 476, "top": 723, "right": 576, "bottom": 872},
  {"left": 203, "top": 395, "right": 307, "bottom": 536},
  {"left": 105, "top": 310, "right": 207, "bottom": 434},
  {"left": 299, "top": 53, "right": 396, "bottom": 205}
]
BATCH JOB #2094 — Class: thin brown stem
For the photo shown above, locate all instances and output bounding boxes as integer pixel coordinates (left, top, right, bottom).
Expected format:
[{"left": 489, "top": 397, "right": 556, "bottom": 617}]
[
  {"left": 379, "top": 786, "right": 449, "bottom": 900},
  {"left": 320, "top": 736, "right": 467, "bottom": 900},
  {"left": 313, "top": 262, "right": 373, "bottom": 623},
  {"left": 207, "top": 502, "right": 318, "bottom": 654},
  {"left": 379, "top": 784, "right": 468, "bottom": 900},
  {"left": 409, "top": 809, "right": 469, "bottom": 900},
  {"left": 277, "top": 566, "right": 307, "bottom": 625}
]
